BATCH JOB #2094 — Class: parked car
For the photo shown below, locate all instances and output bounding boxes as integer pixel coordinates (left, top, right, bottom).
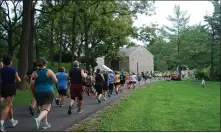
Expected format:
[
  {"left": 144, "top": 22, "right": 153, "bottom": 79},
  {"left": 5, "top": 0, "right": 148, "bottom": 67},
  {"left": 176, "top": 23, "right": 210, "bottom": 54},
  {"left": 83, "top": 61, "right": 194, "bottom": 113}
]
[{"left": 171, "top": 72, "right": 181, "bottom": 81}]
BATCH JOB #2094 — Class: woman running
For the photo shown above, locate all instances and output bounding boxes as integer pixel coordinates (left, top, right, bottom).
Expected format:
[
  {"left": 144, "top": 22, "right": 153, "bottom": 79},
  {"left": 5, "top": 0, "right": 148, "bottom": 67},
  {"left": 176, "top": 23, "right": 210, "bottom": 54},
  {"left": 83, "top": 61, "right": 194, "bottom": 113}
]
[
  {"left": 119, "top": 71, "right": 126, "bottom": 92},
  {"left": 55, "top": 67, "right": 68, "bottom": 107},
  {"left": 85, "top": 73, "right": 93, "bottom": 96},
  {"left": 94, "top": 69, "right": 104, "bottom": 103},
  {"left": 31, "top": 59, "right": 57, "bottom": 130},
  {"left": 114, "top": 72, "right": 120, "bottom": 94},
  {"left": 0, "top": 55, "right": 21, "bottom": 132}
]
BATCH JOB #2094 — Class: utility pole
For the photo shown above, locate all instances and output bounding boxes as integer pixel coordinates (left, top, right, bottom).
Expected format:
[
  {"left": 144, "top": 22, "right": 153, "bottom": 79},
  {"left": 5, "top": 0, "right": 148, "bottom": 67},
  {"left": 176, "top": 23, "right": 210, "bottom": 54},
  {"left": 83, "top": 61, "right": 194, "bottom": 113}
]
[{"left": 137, "top": 62, "right": 139, "bottom": 74}]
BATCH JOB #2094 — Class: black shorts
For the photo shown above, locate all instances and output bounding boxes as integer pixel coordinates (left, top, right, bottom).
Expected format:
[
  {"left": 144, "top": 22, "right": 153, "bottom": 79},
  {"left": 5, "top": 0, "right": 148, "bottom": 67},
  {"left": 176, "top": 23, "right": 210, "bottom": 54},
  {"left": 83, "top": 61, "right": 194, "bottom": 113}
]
[
  {"left": 86, "top": 85, "right": 92, "bottom": 87},
  {"left": 34, "top": 91, "right": 54, "bottom": 106},
  {"left": 109, "top": 84, "right": 114, "bottom": 90},
  {"left": 95, "top": 85, "right": 103, "bottom": 95},
  {"left": 114, "top": 82, "right": 120, "bottom": 86},
  {"left": 120, "top": 80, "right": 125, "bottom": 85},
  {"left": 103, "top": 83, "right": 108, "bottom": 91},
  {"left": 58, "top": 89, "right": 67, "bottom": 96},
  {"left": 1, "top": 84, "right": 16, "bottom": 98}
]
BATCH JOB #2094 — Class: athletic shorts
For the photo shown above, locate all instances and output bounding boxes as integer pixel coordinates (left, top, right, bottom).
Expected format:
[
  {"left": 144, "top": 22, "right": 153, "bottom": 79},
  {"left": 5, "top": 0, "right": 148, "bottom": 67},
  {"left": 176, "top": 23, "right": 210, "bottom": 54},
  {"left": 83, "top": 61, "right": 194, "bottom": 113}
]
[
  {"left": 114, "top": 82, "right": 120, "bottom": 86},
  {"left": 86, "top": 85, "right": 92, "bottom": 87},
  {"left": 120, "top": 80, "right": 125, "bottom": 85},
  {"left": 1, "top": 83, "right": 16, "bottom": 98},
  {"left": 58, "top": 89, "right": 67, "bottom": 96},
  {"left": 103, "top": 83, "right": 108, "bottom": 91},
  {"left": 34, "top": 91, "right": 54, "bottom": 106},
  {"left": 95, "top": 85, "right": 102, "bottom": 95},
  {"left": 109, "top": 84, "right": 114, "bottom": 90},
  {"left": 70, "top": 84, "right": 83, "bottom": 101}
]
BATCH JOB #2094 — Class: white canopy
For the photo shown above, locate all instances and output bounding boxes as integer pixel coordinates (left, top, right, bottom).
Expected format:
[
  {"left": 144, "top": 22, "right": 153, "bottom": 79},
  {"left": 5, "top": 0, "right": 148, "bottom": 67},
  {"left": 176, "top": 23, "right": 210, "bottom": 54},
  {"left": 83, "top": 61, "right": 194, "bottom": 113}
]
[{"left": 95, "top": 64, "right": 113, "bottom": 72}]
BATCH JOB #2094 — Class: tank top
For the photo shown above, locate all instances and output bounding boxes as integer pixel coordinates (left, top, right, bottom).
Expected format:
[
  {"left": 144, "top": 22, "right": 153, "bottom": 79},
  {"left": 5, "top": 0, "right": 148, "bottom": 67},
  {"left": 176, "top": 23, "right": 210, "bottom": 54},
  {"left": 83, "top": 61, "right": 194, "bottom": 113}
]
[
  {"left": 95, "top": 74, "right": 103, "bottom": 86},
  {"left": 114, "top": 74, "right": 120, "bottom": 83},
  {"left": 35, "top": 69, "right": 53, "bottom": 92},
  {"left": 69, "top": 68, "right": 82, "bottom": 84}
]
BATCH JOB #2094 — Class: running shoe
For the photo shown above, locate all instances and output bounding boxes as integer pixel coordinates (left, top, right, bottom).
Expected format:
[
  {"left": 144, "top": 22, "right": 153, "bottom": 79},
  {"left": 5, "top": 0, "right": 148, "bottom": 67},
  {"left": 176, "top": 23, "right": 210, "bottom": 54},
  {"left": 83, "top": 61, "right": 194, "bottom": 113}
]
[
  {"left": 67, "top": 106, "right": 72, "bottom": 115},
  {"left": 0, "top": 125, "right": 5, "bottom": 132},
  {"left": 34, "top": 118, "right": 40, "bottom": 130},
  {"left": 103, "top": 98, "right": 107, "bottom": 101},
  {"left": 42, "top": 123, "right": 51, "bottom": 129},
  {"left": 29, "top": 105, "right": 34, "bottom": 116},
  {"left": 55, "top": 99, "right": 60, "bottom": 106},
  {"left": 98, "top": 99, "right": 101, "bottom": 104},
  {"left": 59, "top": 104, "right": 64, "bottom": 107},
  {"left": 116, "top": 91, "right": 118, "bottom": 94},
  {"left": 10, "top": 120, "right": 18, "bottom": 127},
  {"left": 77, "top": 109, "right": 83, "bottom": 114}
]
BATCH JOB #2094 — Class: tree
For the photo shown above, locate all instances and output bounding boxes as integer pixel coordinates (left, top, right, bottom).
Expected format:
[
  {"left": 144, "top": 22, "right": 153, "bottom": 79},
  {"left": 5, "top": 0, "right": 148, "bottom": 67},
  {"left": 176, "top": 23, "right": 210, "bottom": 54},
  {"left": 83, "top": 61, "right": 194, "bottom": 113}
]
[{"left": 17, "top": 0, "right": 32, "bottom": 89}]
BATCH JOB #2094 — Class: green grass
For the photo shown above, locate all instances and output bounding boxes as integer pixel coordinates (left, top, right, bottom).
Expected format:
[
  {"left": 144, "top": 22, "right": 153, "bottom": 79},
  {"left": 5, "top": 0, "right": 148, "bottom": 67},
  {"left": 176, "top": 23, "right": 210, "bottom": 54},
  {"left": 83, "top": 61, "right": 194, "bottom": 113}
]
[{"left": 71, "top": 81, "right": 220, "bottom": 132}]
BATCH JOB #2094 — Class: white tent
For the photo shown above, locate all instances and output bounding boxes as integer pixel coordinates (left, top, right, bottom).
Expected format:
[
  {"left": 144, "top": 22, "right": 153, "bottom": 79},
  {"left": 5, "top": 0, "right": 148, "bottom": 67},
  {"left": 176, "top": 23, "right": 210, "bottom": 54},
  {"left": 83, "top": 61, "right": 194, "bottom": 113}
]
[{"left": 95, "top": 64, "right": 113, "bottom": 72}]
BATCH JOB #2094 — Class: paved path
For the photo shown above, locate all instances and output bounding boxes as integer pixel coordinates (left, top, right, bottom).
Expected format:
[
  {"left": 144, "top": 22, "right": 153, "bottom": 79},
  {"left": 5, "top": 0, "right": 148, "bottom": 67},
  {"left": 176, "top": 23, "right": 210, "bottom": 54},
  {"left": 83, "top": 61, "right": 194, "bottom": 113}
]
[{"left": 4, "top": 79, "right": 159, "bottom": 131}]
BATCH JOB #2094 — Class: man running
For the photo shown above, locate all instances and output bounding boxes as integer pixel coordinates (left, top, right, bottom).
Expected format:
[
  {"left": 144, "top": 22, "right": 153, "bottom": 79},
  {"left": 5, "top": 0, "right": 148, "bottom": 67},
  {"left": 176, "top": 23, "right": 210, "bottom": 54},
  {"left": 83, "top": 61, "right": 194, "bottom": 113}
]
[
  {"left": 119, "top": 71, "right": 126, "bottom": 92},
  {"left": 114, "top": 72, "right": 120, "bottom": 94},
  {"left": 25, "top": 61, "right": 39, "bottom": 116},
  {"left": 67, "top": 61, "right": 86, "bottom": 115},
  {"left": 55, "top": 67, "right": 68, "bottom": 107},
  {"left": 129, "top": 73, "right": 137, "bottom": 89},
  {"left": 108, "top": 71, "right": 114, "bottom": 97},
  {"left": 0, "top": 55, "right": 21, "bottom": 131},
  {"left": 31, "top": 59, "right": 57, "bottom": 130},
  {"left": 102, "top": 71, "right": 108, "bottom": 101},
  {"left": 137, "top": 73, "right": 142, "bottom": 86},
  {"left": 94, "top": 69, "right": 104, "bottom": 103}
]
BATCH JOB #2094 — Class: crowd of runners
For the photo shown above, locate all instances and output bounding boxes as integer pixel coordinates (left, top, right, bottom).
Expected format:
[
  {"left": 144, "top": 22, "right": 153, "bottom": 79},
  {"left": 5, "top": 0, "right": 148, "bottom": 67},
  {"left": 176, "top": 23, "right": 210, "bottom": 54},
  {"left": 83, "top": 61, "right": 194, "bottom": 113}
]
[{"left": 0, "top": 55, "right": 160, "bottom": 131}]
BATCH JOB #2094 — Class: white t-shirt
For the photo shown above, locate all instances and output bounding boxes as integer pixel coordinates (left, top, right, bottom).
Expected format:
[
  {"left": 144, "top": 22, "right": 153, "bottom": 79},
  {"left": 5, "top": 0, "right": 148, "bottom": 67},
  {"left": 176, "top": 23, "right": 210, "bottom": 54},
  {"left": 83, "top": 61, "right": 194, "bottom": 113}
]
[
  {"left": 130, "top": 75, "right": 137, "bottom": 82},
  {"left": 202, "top": 80, "right": 205, "bottom": 85}
]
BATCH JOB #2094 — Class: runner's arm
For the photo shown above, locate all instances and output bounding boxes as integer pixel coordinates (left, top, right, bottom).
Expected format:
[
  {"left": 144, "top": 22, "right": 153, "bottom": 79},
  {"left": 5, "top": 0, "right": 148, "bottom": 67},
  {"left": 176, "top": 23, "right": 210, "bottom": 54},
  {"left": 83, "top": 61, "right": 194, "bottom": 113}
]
[
  {"left": 15, "top": 72, "right": 21, "bottom": 82},
  {"left": 47, "top": 70, "right": 58, "bottom": 83},
  {"left": 81, "top": 69, "right": 86, "bottom": 79}
]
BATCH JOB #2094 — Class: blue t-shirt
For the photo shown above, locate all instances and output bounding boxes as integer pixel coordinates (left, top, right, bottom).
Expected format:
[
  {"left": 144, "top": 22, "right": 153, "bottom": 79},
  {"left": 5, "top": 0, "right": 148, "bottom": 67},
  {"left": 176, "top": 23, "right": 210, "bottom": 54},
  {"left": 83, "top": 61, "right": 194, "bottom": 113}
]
[
  {"left": 0, "top": 66, "right": 17, "bottom": 87},
  {"left": 109, "top": 73, "right": 114, "bottom": 84},
  {"left": 137, "top": 75, "right": 141, "bottom": 81},
  {"left": 56, "top": 72, "right": 68, "bottom": 90}
]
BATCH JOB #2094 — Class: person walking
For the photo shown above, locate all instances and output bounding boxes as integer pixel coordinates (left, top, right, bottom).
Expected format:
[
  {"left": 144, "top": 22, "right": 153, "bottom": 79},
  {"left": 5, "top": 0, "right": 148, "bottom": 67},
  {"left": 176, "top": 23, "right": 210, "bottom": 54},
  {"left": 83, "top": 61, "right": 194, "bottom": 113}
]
[
  {"left": 55, "top": 67, "right": 68, "bottom": 107},
  {"left": 137, "top": 73, "right": 142, "bottom": 86},
  {"left": 94, "top": 69, "right": 104, "bottom": 103},
  {"left": 102, "top": 71, "right": 109, "bottom": 101},
  {"left": 31, "top": 59, "right": 57, "bottom": 130},
  {"left": 67, "top": 61, "right": 86, "bottom": 115},
  {"left": 202, "top": 78, "right": 205, "bottom": 88},
  {"left": 108, "top": 71, "right": 114, "bottom": 97},
  {"left": 0, "top": 55, "right": 21, "bottom": 131},
  {"left": 114, "top": 72, "right": 120, "bottom": 94}
]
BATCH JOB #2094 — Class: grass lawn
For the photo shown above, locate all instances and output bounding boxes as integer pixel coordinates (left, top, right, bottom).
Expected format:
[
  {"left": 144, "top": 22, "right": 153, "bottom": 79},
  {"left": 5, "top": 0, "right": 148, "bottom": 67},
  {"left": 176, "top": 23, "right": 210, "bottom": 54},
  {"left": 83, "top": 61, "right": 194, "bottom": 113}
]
[{"left": 72, "top": 81, "right": 220, "bottom": 132}]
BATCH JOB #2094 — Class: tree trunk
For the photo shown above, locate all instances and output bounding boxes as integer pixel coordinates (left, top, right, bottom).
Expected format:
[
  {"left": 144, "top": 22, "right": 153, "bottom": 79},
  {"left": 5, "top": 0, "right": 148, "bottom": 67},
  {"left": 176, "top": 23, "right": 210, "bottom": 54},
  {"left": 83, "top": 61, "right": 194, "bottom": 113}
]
[
  {"left": 58, "top": 23, "right": 63, "bottom": 68},
  {"left": 8, "top": 31, "right": 13, "bottom": 56},
  {"left": 28, "top": 6, "right": 35, "bottom": 71},
  {"left": 77, "top": 33, "right": 83, "bottom": 61},
  {"left": 210, "top": 31, "right": 215, "bottom": 80},
  {"left": 70, "top": 14, "right": 76, "bottom": 68},
  {"left": 17, "top": 0, "right": 32, "bottom": 89},
  {"left": 50, "top": 19, "right": 55, "bottom": 66},
  {"left": 84, "top": 14, "right": 90, "bottom": 71}
]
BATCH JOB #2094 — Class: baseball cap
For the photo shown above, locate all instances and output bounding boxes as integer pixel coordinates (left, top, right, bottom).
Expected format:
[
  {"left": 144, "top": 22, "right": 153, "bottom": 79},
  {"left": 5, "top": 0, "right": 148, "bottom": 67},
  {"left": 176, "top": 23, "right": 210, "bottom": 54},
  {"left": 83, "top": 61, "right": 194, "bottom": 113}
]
[{"left": 39, "top": 59, "right": 48, "bottom": 65}]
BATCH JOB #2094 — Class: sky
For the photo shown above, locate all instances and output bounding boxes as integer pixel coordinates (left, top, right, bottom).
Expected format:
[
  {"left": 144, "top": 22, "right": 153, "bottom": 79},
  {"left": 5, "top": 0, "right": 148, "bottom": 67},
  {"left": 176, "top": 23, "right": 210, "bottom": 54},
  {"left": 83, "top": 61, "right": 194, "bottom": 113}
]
[{"left": 132, "top": 1, "right": 214, "bottom": 45}]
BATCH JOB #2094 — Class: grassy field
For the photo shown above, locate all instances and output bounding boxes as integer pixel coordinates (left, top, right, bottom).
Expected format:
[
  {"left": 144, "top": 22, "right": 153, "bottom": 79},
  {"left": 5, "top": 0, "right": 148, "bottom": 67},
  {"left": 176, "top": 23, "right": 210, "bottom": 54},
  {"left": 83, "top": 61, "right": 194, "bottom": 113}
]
[{"left": 72, "top": 81, "right": 220, "bottom": 132}]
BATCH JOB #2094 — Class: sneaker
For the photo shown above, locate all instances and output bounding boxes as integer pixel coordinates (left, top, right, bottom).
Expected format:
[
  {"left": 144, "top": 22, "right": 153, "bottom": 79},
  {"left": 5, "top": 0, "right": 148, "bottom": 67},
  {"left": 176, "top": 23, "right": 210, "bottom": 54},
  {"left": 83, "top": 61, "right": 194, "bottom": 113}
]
[
  {"left": 34, "top": 118, "right": 40, "bottom": 130},
  {"left": 0, "top": 125, "right": 5, "bottom": 132},
  {"left": 29, "top": 106, "right": 34, "bottom": 116},
  {"left": 42, "top": 123, "right": 51, "bottom": 129},
  {"left": 77, "top": 109, "right": 83, "bottom": 114},
  {"left": 103, "top": 98, "right": 107, "bottom": 101},
  {"left": 98, "top": 99, "right": 101, "bottom": 104},
  {"left": 116, "top": 91, "right": 118, "bottom": 94},
  {"left": 67, "top": 106, "right": 72, "bottom": 115},
  {"left": 59, "top": 104, "right": 64, "bottom": 107},
  {"left": 11, "top": 120, "right": 18, "bottom": 127},
  {"left": 55, "top": 99, "right": 60, "bottom": 106}
]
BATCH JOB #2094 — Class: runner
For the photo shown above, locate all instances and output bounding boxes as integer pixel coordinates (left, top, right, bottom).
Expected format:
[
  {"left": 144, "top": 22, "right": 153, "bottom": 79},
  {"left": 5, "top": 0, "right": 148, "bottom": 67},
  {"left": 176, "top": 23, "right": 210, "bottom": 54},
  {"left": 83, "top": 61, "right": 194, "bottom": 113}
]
[
  {"left": 108, "top": 71, "right": 114, "bottom": 97},
  {"left": 129, "top": 72, "right": 137, "bottom": 89},
  {"left": 31, "top": 59, "right": 57, "bottom": 130},
  {"left": 114, "top": 72, "right": 120, "bottom": 94},
  {"left": 102, "top": 71, "right": 108, "bottom": 101},
  {"left": 85, "top": 72, "right": 93, "bottom": 96},
  {"left": 137, "top": 73, "right": 142, "bottom": 86},
  {"left": 0, "top": 62, "right": 4, "bottom": 106},
  {"left": 0, "top": 55, "right": 21, "bottom": 131},
  {"left": 94, "top": 69, "right": 104, "bottom": 103},
  {"left": 119, "top": 71, "right": 126, "bottom": 92},
  {"left": 55, "top": 67, "right": 68, "bottom": 107},
  {"left": 67, "top": 61, "right": 86, "bottom": 115},
  {"left": 25, "top": 61, "right": 39, "bottom": 116}
]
